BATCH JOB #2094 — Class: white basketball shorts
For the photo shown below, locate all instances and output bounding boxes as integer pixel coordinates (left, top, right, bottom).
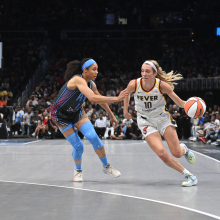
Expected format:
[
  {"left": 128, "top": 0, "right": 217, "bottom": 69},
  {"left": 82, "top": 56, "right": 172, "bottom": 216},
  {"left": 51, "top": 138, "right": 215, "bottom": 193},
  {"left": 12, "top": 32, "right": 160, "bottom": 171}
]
[{"left": 137, "top": 111, "right": 177, "bottom": 137}]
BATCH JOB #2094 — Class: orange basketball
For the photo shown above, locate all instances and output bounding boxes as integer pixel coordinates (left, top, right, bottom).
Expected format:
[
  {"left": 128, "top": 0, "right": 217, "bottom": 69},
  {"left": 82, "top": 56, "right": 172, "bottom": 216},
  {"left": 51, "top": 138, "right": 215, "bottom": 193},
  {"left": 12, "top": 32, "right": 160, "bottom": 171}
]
[{"left": 184, "top": 97, "right": 206, "bottom": 118}]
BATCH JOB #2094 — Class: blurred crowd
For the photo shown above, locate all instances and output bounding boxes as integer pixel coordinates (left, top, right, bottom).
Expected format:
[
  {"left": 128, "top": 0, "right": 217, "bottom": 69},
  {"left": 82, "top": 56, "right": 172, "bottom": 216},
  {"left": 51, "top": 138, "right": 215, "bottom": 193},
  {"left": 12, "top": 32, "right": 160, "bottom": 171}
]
[
  {"left": 2, "top": 0, "right": 220, "bottom": 30},
  {"left": 0, "top": 0, "right": 219, "bottom": 141}
]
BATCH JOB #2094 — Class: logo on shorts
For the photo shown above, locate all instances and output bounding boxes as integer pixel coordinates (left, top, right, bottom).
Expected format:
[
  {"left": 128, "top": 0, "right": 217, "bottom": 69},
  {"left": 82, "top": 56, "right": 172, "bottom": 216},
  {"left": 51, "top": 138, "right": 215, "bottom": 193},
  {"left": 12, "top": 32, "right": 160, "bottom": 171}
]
[
  {"left": 143, "top": 126, "right": 148, "bottom": 135},
  {"left": 170, "top": 116, "right": 176, "bottom": 125}
]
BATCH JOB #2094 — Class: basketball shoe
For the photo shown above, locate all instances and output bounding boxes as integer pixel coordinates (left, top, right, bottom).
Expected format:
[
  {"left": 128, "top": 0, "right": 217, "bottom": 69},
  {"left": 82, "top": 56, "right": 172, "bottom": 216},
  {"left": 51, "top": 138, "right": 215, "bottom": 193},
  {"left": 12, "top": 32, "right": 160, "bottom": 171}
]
[
  {"left": 103, "top": 163, "right": 121, "bottom": 177},
  {"left": 180, "top": 143, "right": 196, "bottom": 164},
  {"left": 182, "top": 174, "right": 198, "bottom": 187},
  {"left": 198, "top": 136, "right": 207, "bottom": 144},
  {"left": 74, "top": 169, "right": 83, "bottom": 182}
]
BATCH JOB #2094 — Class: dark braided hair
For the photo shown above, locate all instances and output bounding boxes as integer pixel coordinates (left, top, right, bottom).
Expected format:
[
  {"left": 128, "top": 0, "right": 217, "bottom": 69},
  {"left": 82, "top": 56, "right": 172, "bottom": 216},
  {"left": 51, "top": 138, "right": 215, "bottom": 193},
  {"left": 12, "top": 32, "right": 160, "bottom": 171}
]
[{"left": 64, "top": 58, "right": 92, "bottom": 82}]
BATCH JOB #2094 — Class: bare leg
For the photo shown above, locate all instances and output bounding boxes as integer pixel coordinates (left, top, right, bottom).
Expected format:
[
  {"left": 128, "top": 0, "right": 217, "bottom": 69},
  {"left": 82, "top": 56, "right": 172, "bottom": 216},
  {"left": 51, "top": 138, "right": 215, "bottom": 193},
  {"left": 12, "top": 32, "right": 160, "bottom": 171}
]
[
  {"left": 145, "top": 132, "right": 184, "bottom": 173},
  {"left": 163, "top": 126, "right": 185, "bottom": 158}
]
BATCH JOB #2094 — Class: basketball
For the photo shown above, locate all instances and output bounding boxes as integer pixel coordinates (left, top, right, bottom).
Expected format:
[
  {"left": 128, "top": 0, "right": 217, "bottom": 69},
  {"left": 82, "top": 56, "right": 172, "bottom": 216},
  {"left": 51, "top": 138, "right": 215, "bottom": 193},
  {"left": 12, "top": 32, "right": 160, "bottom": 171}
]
[{"left": 184, "top": 97, "right": 206, "bottom": 118}]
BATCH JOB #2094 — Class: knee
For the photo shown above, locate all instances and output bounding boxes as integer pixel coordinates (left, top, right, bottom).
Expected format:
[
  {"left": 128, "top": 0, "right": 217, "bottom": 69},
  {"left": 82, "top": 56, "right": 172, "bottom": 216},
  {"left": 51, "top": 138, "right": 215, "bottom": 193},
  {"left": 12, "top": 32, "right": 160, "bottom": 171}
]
[
  {"left": 171, "top": 150, "right": 182, "bottom": 158},
  {"left": 84, "top": 129, "right": 103, "bottom": 149},
  {"left": 157, "top": 150, "right": 169, "bottom": 163}
]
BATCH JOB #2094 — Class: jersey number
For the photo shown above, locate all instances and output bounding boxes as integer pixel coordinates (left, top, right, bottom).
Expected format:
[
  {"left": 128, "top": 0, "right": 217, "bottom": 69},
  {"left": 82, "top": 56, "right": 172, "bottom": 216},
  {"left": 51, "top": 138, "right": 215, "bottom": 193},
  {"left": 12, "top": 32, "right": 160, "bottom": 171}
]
[{"left": 144, "top": 102, "right": 152, "bottom": 109}]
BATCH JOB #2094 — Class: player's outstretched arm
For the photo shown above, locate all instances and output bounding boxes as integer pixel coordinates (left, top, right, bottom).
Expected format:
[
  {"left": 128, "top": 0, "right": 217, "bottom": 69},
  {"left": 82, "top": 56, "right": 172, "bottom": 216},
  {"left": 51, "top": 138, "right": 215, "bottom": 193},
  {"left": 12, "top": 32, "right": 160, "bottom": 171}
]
[
  {"left": 160, "top": 80, "right": 186, "bottom": 108},
  {"left": 67, "top": 76, "right": 128, "bottom": 104},
  {"left": 91, "top": 82, "right": 118, "bottom": 129},
  {"left": 123, "top": 80, "right": 136, "bottom": 120}
]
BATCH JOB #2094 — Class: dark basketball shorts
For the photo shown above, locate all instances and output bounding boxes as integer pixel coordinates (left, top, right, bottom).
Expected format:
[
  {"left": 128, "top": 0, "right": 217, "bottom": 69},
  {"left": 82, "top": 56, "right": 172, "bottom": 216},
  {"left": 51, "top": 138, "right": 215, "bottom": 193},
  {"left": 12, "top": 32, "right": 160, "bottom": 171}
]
[{"left": 51, "top": 105, "right": 88, "bottom": 132}]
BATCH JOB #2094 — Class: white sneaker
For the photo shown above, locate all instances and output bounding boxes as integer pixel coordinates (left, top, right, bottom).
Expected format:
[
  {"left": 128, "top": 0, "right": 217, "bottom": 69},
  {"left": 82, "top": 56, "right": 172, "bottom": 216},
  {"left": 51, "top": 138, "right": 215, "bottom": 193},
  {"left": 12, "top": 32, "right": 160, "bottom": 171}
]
[
  {"left": 188, "top": 137, "right": 193, "bottom": 141},
  {"left": 206, "top": 140, "right": 211, "bottom": 144},
  {"left": 182, "top": 174, "right": 198, "bottom": 187},
  {"left": 192, "top": 137, "right": 197, "bottom": 142},
  {"left": 211, "top": 141, "right": 217, "bottom": 145},
  {"left": 31, "top": 132, "right": 35, "bottom": 137},
  {"left": 103, "top": 163, "right": 121, "bottom": 178},
  {"left": 74, "top": 169, "right": 83, "bottom": 182}
]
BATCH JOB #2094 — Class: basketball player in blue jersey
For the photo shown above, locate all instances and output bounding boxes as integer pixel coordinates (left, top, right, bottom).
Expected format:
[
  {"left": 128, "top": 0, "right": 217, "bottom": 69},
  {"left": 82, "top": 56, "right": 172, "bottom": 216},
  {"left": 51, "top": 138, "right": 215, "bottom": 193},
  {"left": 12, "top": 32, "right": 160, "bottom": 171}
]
[
  {"left": 124, "top": 60, "right": 197, "bottom": 187},
  {"left": 51, "top": 58, "right": 128, "bottom": 181}
]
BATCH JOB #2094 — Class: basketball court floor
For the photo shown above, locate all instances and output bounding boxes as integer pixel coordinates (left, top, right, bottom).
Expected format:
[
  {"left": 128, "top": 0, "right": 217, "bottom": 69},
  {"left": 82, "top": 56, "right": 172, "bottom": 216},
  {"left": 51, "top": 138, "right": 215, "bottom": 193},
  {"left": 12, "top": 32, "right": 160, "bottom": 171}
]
[{"left": 0, "top": 138, "right": 220, "bottom": 220}]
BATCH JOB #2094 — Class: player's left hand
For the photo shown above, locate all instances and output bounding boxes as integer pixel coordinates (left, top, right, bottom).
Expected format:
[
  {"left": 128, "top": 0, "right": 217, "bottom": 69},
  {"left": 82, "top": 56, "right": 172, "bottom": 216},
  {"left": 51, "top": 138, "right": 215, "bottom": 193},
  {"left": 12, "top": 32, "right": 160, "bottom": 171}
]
[{"left": 110, "top": 116, "right": 118, "bottom": 129}]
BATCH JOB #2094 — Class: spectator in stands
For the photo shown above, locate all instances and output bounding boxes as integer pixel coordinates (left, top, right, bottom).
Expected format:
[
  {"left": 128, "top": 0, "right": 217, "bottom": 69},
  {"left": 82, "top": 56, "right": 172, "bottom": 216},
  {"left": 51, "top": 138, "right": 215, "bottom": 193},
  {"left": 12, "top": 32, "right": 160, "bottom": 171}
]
[
  {"left": 42, "top": 115, "right": 58, "bottom": 139},
  {"left": 111, "top": 120, "right": 127, "bottom": 140},
  {"left": 21, "top": 108, "right": 33, "bottom": 135},
  {"left": 18, "top": 106, "right": 24, "bottom": 117},
  {"left": 123, "top": 116, "right": 133, "bottom": 138},
  {"left": 189, "top": 115, "right": 205, "bottom": 141},
  {"left": 29, "top": 111, "right": 41, "bottom": 135},
  {"left": 90, "top": 112, "right": 97, "bottom": 126},
  {"left": 198, "top": 114, "right": 220, "bottom": 143},
  {"left": 32, "top": 112, "right": 48, "bottom": 138},
  {"left": 203, "top": 112, "right": 211, "bottom": 124},
  {"left": 129, "top": 121, "right": 143, "bottom": 140},
  {"left": 87, "top": 104, "right": 94, "bottom": 117},
  {"left": 0, "top": 87, "right": 7, "bottom": 99},
  {"left": 94, "top": 113, "right": 106, "bottom": 139},
  {"left": 33, "top": 86, "right": 43, "bottom": 99},
  {"left": 11, "top": 107, "right": 22, "bottom": 135},
  {"left": 0, "top": 104, "right": 11, "bottom": 123},
  {"left": 104, "top": 115, "right": 114, "bottom": 139},
  {"left": 1, "top": 79, "right": 9, "bottom": 89},
  {"left": 27, "top": 95, "right": 38, "bottom": 106},
  {"left": 0, "top": 94, "right": 7, "bottom": 107}
]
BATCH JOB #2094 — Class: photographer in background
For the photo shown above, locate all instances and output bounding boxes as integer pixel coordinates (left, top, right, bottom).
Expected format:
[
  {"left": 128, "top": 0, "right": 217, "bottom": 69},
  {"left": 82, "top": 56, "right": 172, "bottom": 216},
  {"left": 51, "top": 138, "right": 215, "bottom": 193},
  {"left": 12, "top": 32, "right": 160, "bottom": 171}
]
[{"left": 111, "top": 120, "right": 127, "bottom": 140}]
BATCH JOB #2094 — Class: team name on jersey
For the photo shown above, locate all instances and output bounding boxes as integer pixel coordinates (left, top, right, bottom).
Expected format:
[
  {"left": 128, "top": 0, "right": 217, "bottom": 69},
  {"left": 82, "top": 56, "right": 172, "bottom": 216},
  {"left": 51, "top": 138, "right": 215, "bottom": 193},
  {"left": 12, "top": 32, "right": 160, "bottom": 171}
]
[{"left": 136, "top": 95, "right": 158, "bottom": 101}]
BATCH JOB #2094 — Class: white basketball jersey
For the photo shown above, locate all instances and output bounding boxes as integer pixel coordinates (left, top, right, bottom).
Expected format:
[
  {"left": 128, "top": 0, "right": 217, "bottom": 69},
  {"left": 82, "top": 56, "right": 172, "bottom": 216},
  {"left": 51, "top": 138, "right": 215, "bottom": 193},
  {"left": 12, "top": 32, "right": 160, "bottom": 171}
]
[{"left": 133, "top": 78, "right": 166, "bottom": 118}]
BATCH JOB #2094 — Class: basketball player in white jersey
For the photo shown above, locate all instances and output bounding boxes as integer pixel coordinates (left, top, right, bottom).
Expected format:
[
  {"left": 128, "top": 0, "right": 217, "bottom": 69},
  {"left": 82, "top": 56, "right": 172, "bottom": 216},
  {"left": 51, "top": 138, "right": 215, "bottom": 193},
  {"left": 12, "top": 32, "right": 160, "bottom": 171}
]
[{"left": 124, "top": 60, "right": 197, "bottom": 187}]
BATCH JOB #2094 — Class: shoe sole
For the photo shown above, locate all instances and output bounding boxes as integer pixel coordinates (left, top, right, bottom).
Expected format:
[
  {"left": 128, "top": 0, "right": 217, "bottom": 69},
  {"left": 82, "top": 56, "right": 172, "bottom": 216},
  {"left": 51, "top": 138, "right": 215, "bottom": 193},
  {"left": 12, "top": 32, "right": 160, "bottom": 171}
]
[
  {"left": 73, "top": 178, "right": 83, "bottom": 182},
  {"left": 182, "top": 179, "right": 198, "bottom": 187}
]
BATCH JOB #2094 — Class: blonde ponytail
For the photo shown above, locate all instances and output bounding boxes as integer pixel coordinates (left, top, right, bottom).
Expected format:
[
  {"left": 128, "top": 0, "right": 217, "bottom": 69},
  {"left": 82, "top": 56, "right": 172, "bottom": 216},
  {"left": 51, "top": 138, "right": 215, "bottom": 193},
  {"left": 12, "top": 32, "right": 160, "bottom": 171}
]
[{"left": 150, "top": 60, "right": 183, "bottom": 90}]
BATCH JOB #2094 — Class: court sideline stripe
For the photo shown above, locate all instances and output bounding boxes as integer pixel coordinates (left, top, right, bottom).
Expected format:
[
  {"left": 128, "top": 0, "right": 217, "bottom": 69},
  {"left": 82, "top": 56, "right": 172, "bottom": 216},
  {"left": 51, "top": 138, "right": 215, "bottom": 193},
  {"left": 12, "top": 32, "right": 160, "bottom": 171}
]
[
  {"left": 23, "top": 140, "right": 42, "bottom": 145},
  {"left": 0, "top": 180, "right": 220, "bottom": 220},
  {"left": 191, "top": 150, "right": 220, "bottom": 163}
]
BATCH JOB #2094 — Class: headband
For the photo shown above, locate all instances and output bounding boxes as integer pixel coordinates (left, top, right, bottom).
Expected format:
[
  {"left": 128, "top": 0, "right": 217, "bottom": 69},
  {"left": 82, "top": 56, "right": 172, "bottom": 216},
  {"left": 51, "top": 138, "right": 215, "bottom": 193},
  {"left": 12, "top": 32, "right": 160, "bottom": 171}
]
[
  {"left": 144, "top": 61, "right": 157, "bottom": 72},
  {"left": 82, "top": 59, "right": 96, "bottom": 70}
]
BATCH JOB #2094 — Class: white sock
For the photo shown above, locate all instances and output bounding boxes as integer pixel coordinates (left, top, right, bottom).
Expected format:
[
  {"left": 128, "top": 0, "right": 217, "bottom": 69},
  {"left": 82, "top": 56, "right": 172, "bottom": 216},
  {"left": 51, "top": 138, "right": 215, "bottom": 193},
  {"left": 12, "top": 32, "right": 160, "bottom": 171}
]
[
  {"left": 180, "top": 143, "right": 187, "bottom": 154},
  {"left": 182, "top": 168, "right": 190, "bottom": 177}
]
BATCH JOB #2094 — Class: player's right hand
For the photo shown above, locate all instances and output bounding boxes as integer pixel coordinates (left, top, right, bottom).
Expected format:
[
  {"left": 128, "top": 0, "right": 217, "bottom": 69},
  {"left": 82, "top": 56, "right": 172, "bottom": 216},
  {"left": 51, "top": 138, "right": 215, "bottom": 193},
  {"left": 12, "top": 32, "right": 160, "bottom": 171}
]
[
  {"left": 124, "top": 112, "right": 132, "bottom": 120},
  {"left": 118, "top": 89, "right": 129, "bottom": 101}
]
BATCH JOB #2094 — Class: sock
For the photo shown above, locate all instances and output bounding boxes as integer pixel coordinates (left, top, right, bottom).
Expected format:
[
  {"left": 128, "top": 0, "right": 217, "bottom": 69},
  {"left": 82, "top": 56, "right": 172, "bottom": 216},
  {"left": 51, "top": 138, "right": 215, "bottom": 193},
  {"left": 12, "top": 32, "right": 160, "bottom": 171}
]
[
  {"left": 181, "top": 144, "right": 187, "bottom": 154},
  {"left": 75, "top": 162, "right": 82, "bottom": 170},
  {"left": 182, "top": 168, "right": 190, "bottom": 177},
  {"left": 99, "top": 155, "right": 108, "bottom": 167}
]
